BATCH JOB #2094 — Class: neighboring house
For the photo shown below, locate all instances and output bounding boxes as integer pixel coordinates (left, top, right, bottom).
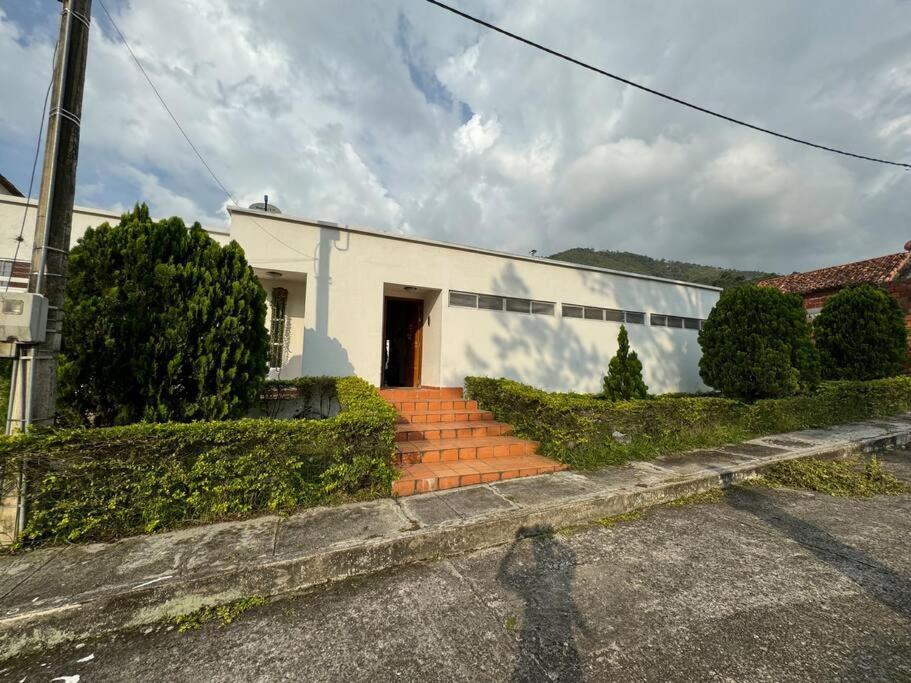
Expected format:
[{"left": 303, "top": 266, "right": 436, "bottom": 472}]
[
  {"left": 758, "top": 246, "right": 911, "bottom": 326},
  {"left": 0, "top": 194, "right": 720, "bottom": 394},
  {"left": 0, "top": 174, "right": 23, "bottom": 198}
]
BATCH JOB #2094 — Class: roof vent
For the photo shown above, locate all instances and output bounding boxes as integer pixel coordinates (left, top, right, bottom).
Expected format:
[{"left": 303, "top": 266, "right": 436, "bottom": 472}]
[{"left": 249, "top": 194, "right": 281, "bottom": 214}]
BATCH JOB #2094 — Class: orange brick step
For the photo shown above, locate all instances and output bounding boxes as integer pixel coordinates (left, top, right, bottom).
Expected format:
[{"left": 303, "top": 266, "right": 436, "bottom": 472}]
[
  {"left": 392, "top": 455, "right": 569, "bottom": 496},
  {"left": 395, "top": 436, "right": 539, "bottom": 466},
  {"left": 389, "top": 398, "right": 479, "bottom": 413},
  {"left": 396, "top": 409, "right": 495, "bottom": 425},
  {"left": 395, "top": 420, "right": 512, "bottom": 443},
  {"left": 379, "top": 387, "right": 464, "bottom": 401}
]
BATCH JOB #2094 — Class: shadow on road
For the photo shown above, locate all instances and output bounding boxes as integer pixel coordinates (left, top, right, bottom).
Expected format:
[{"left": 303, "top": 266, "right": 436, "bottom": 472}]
[
  {"left": 497, "top": 525, "right": 586, "bottom": 683},
  {"left": 728, "top": 487, "right": 911, "bottom": 621}
]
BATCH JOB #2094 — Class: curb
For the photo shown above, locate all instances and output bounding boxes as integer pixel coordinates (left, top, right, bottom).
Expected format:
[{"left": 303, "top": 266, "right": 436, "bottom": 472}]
[{"left": 2, "top": 426, "right": 909, "bottom": 659}]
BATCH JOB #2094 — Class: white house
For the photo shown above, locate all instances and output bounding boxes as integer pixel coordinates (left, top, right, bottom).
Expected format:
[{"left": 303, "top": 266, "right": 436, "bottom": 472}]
[{"left": 0, "top": 194, "right": 720, "bottom": 394}]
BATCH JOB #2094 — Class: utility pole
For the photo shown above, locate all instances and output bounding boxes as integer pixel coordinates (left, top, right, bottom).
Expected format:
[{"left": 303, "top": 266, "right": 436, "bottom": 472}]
[
  {"left": 1, "top": 0, "right": 92, "bottom": 541},
  {"left": 15, "top": 0, "right": 92, "bottom": 429}
]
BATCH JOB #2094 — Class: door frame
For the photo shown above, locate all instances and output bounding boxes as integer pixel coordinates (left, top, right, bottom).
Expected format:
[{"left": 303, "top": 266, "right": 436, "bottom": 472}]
[{"left": 381, "top": 296, "right": 424, "bottom": 388}]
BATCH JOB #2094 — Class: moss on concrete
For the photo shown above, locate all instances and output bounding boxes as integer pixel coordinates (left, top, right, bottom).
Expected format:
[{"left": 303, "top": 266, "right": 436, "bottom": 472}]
[
  {"left": 174, "top": 596, "right": 267, "bottom": 633},
  {"left": 595, "top": 509, "right": 646, "bottom": 527},
  {"left": 665, "top": 488, "right": 728, "bottom": 507}
]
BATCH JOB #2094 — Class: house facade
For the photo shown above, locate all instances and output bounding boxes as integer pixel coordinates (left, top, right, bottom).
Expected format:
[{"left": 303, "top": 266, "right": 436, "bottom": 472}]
[
  {"left": 0, "top": 194, "right": 720, "bottom": 394},
  {"left": 758, "top": 246, "right": 911, "bottom": 332}
]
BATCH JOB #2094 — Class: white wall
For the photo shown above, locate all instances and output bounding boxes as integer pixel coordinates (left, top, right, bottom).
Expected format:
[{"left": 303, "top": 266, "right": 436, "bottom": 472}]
[{"left": 229, "top": 209, "right": 720, "bottom": 394}]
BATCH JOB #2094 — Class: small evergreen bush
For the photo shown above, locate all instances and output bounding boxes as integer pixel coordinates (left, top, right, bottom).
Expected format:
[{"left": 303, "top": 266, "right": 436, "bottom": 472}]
[
  {"left": 698, "top": 285, "right": 820, "bottom": 400},
  {"left": 813, "top": 284, "right": 907, "bottom": 380},
  {"left": 603, "top": 325, "right": 649, "bottom": 400}
]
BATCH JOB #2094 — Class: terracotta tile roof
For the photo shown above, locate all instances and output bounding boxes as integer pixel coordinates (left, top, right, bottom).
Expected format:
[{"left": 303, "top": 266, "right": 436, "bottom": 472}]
[{"left": 759, "top": 251, "right": 911, "bottom": 295}]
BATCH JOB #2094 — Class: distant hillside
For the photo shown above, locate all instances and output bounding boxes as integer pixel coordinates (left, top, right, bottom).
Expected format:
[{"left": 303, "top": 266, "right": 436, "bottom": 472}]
[{"left": 548, "top": 248, "right": 776, "bottom": 289}]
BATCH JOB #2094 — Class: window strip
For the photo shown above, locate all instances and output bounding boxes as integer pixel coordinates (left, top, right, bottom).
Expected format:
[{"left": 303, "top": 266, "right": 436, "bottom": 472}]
[
  {"left": 651, "top": 312, "right": 705, "bottom": 330},
  {"left": 450, "top": 290, "right": 554, "bottom": 315}
]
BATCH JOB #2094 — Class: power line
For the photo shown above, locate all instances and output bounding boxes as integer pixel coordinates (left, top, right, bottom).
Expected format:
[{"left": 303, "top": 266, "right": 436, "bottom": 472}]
[
  {"left": 423, "top": 0, "right": 911, "bottom": 170},
  {"left": 6, "top": 44, "right": 58, "bottom": 293},
  {"left": 95, "top": 0, "right": 311, "bottom": 257}
]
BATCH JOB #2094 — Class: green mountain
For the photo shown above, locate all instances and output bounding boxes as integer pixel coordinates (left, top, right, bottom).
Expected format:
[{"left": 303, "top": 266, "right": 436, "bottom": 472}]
[{"left": 548, "top": 248, "right": 776, "bottom": 289}]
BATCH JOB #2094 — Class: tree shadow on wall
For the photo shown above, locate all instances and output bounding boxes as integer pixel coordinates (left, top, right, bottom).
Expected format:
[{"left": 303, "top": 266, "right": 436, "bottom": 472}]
[
  {"left": 574, "top": 266, "right": 709, "bottom": 393},
  {"left": 471, "top": 261, "right": 700, "bottom": 393},
  {"left": 482, "top": 263, "right": 603, "bottom": 392},
  {"left": 497, "top": 525, "right": 587, "bottom": 682}
]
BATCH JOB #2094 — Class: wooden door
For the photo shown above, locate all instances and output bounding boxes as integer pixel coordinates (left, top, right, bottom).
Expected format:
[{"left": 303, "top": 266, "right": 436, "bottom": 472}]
[{"left": 382, "top": 298, "right": 423, "bottom": 387}]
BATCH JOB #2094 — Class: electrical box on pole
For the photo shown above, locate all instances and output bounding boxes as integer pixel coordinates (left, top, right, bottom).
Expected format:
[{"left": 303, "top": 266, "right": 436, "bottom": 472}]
[{"left": 0, "top": 293, "right": 49, "bottom": 358}]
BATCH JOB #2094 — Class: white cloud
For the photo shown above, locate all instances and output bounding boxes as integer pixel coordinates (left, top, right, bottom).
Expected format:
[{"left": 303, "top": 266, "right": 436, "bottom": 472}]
[
  {"left": 454, "top": 114, "right": 501, "bottom": 156},
  {"left": 2, "top": 0, "right": 910, "bottom": 275}
]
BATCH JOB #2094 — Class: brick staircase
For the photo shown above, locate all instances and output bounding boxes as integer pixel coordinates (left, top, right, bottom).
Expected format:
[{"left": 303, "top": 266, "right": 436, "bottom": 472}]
[{"left": 380, "top": 387, "right": 567, "bottom": 496}]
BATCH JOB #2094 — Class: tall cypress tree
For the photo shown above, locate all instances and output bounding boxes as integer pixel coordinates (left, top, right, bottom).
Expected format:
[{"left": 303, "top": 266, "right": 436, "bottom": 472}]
[
  {"left": 603, "top": 325, "right": 649, "bottom": 401},
  {"left": 59, "top": 204, "right": 269, "bottom": 425}
]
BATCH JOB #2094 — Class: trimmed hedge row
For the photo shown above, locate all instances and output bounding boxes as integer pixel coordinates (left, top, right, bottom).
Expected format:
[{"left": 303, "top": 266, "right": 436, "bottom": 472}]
[
  {"left": 0, "top": 377, "right": 396, "bottom": 546},
  {"left": 465, "top": 376, "right": 911, "bottom": 469}
]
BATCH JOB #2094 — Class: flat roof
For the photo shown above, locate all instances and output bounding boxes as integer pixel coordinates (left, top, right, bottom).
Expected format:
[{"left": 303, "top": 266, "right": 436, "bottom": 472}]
[
  {"left": 0, "top": 195, "right": 230, "bottom": 235},
  {"left": 229, "top": 205, "right": 723, "bottom": 292}
]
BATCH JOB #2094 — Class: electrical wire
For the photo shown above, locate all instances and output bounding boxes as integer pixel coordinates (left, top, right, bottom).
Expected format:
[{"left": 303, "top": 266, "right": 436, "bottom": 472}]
[
  {"left": 423, "top": 0, "right": 911, "bottom": 170},
  {"left": 6, "top": 44, "right": 58, "bottom": 293},
  {"left": 95, "top": 0, "right": 312, "bottom": 257}
]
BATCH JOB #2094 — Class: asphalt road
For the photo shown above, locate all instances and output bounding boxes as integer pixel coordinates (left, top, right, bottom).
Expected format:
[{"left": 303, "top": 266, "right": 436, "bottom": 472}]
[{"left": 4, "top": 451, "right": 911, "bottom": 682}]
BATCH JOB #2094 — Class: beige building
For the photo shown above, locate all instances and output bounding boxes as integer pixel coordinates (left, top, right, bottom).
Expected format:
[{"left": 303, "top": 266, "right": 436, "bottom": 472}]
[{"left": 0, "top": 194, "right": 720, "bottom": 394}]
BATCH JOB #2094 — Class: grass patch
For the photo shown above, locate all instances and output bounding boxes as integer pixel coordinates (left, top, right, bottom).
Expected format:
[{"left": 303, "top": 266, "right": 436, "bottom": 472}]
[
  {"left": 505, "top": 615, "right": 518, "bottom": 631},
  {"left": 752, "top": 457, "right": 910, "bottom": 497},
  {"left": 174, "top": 596, "right": 267, "bottom": 632}
]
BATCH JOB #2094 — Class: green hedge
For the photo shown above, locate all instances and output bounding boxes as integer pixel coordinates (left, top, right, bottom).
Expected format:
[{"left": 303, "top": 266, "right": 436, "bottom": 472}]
[
  {"left": 1, "top": 377, "right": 396, "bottom": 547},
  {"left": 465, "top": 376, "right": 911, "bottom": 469}
]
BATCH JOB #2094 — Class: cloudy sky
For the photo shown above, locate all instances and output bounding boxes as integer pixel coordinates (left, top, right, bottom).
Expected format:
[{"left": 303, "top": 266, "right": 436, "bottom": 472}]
[{"left": 1, "top": 0, "right": 910, "bottom": 273}]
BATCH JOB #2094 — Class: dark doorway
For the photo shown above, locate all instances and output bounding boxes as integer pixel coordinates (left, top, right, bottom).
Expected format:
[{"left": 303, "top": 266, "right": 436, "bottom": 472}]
[{"left": 382, "top": 297, "right": 423, "bottom": 387}]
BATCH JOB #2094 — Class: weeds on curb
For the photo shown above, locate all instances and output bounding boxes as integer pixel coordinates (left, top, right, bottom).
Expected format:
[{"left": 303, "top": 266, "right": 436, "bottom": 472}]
[
  {"left": 595, "top": 509, "right": 646, "bottom": 527},
  {"left": 750, "top": 457, "right": 909, "bottom": 497},
  {"left": 174, "top": 596, "right": 267, "bottom": 633},
  {"left": 665, "top": 489, "right": 728, "bottom": 507},
  {"left": 595, "top": 487, "right": 731, "bottom": 529}
]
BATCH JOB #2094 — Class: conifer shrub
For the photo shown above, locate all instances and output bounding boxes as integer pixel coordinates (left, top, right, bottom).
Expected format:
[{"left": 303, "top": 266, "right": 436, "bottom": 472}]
[
  {"left": 58, "top": 204, "right": 269, "bottom": 425},
  {"left": 813, "top": 284, "right": 907, "bottom": 380},
  {"left": 603, "top": 325, "right": 649, "bottom": 400},
  {"left": 699, "top": 285, "right": 820, "bottom": 400}
]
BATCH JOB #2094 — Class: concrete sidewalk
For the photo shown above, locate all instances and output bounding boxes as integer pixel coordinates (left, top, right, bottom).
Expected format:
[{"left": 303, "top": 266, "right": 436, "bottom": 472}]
[{"left": 2, "top": 416, "right": 911, "bottom": 659}]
